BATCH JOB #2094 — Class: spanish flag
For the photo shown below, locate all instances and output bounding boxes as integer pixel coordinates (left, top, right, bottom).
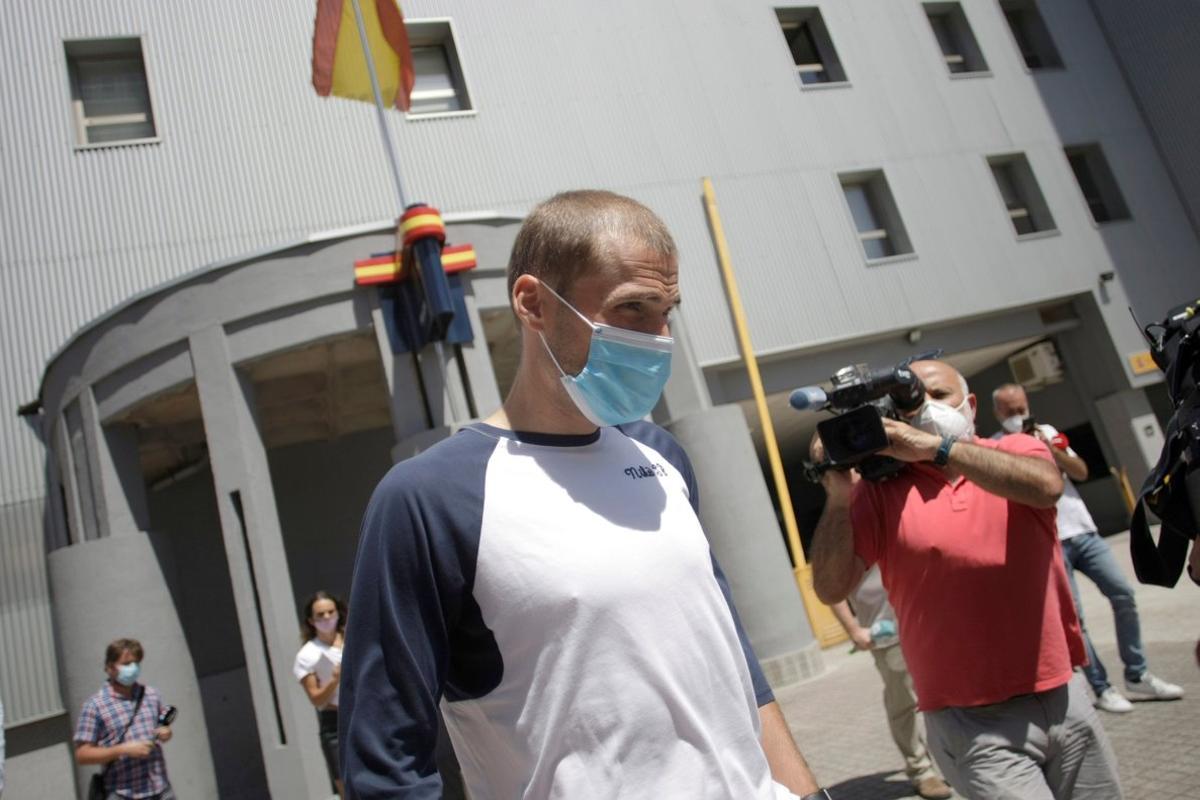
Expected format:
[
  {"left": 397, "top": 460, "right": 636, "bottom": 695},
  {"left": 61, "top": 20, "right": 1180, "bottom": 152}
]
[{"left": 312, "top": 0, "right": 415, "bottom": 112}]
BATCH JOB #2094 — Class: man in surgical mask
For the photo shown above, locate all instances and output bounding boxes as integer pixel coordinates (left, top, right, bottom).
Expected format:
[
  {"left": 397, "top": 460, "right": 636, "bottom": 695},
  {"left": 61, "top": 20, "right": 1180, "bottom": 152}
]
[
  {"left": 809, "top": 360, "right": 1123, "bottom": 800},
  {"left": 992, "top": 383, "right": 1183, "bottom": 714},
  {"left": 74, "top": 638, "right": 175, "bottom": 799},
  {"left": 341, "top": 190, "right": 825, "bottom": 800}
]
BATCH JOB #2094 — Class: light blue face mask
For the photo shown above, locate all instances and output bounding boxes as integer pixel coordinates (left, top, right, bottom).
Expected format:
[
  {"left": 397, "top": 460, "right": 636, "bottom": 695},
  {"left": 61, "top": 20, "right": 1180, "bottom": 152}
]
[
  {"left": 539, "top": 283, "right": 673, "bottom": 427},
  {"left": 115, "top": 662, "right": 141, "bottom": 687}
]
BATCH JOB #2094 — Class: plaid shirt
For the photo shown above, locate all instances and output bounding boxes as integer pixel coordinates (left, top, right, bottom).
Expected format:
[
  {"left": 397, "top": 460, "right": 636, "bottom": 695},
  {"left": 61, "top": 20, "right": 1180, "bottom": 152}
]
[{"left": 74, "top": 682, "right": 170, "bottom": 799}]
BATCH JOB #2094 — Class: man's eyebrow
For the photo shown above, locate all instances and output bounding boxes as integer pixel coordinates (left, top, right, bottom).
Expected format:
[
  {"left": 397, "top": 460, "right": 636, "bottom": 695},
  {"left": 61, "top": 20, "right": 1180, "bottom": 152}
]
[{"left": 615, "top": 289, "right": 682, "bottom": 306}]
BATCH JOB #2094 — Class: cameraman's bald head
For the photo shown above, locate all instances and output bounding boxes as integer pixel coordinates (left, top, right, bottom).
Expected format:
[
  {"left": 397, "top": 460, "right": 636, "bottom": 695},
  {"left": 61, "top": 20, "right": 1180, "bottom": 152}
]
[{"left": 911, "top": 360, "right": 973, "bottom": 411}]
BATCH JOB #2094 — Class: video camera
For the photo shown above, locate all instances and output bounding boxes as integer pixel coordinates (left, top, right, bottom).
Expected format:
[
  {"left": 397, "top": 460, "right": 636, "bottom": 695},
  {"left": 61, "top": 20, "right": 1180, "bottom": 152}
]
[{"left": 790, "top": 354, "right": 936, "bottom": 482}]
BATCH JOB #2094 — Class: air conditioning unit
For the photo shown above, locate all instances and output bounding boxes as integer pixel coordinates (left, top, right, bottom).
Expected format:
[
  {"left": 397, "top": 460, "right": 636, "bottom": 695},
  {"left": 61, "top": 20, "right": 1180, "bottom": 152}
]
[{"left": 1008, "top": 341, "right": 1064, "bottom": 390}]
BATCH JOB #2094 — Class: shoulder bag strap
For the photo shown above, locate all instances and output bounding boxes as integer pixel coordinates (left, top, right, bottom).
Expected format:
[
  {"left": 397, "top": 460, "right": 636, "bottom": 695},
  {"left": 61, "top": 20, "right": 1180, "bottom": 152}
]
[{"left": 101, "top": 686, "right": 147, "bottom": 779}]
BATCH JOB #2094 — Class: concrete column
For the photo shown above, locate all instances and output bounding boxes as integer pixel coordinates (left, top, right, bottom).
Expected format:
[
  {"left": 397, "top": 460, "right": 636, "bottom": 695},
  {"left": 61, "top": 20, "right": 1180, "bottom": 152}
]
[
  {"left": 656, "top": 309, "right": 713, "bottom": 423},
  {"left": 78, "top": 385, "right": 151, "bottom": 539},
  {"left": 370, "top": 293, "right": 430, "bottom": 443},
  {"left": 48, "top": 535, "right": 218, "bottom": 800},
  {"left": 668, "top": 404, "right": 823, "bottom": 689},
  {"left": 54, "top": 416, "right": 85, "bottom": 547},
  {"left": 1095, "top": 388, "right": 1167, "bottom": 483},
  {"left": 64, "top": 402, "right": 100, "bottom": 542},
  {"left": 189, "top": 326, "right": 328, "bottom": 799},
  {"left": 416, "top": 341, "right": 472, "bottom": 427},
  {"left": 458, "top": 285, "right": 503, "bottom": 417}
]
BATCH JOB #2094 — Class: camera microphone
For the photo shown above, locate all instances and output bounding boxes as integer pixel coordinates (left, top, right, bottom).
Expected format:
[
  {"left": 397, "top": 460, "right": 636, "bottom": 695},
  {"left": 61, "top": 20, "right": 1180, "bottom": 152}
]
[{"left": 789, "top": 386, "right": 829, "bottom": 411}]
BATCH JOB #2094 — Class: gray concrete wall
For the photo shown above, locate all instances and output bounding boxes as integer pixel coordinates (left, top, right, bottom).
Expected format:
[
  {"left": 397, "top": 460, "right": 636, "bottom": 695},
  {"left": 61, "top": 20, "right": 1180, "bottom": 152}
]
[
  {"left": 146, "top": 466, "right": 270, "bottom": 800},
  {"left": 47, "top": 534, "right": 217, "bottom": 799},
  {"left": 1, "top": 714, "right": 75, "bottom": 800},
  {"left": 267, "top": 427, "right": 395, "bottom": 607}
]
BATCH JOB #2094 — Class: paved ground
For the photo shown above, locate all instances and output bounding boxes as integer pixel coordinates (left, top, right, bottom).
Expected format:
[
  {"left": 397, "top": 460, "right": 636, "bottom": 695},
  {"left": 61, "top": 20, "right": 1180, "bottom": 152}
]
[{"left": 775, "top": 532, "right": 1199, "bottom": 800}]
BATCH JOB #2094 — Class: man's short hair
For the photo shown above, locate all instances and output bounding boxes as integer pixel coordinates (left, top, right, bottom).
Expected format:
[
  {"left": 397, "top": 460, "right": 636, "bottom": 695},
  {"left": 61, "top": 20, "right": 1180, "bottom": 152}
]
[
  {"left": 506, "top": 190, "right": 677, "bottom": 302},
  {"left": 992, "top": 382, "right": 1025, "bottom": 409},
  {"left": 105, "top": 638, "right": 144, "bottom": 666}
]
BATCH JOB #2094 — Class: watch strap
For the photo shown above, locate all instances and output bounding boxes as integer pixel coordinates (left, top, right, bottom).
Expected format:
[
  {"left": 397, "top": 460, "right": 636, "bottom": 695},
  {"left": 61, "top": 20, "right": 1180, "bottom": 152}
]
[
  {"left": 933, "top": 434, "right": 955, "bottom": 466},
  {"left": 798, "top": 790, "right": 833, "bottom": 800}
]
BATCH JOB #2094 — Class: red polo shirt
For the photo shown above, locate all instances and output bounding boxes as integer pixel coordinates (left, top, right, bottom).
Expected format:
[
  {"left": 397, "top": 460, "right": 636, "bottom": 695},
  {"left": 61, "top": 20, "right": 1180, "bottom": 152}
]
[{"left": 851, "top": 434, "right": 1086, "bottom": 712}]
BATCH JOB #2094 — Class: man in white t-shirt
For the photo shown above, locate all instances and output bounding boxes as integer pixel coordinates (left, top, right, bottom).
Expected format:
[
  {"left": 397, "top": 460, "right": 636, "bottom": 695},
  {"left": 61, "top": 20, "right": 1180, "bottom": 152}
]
[{"left": 992, "top": 384, "right": 1184, "bottom": 713}]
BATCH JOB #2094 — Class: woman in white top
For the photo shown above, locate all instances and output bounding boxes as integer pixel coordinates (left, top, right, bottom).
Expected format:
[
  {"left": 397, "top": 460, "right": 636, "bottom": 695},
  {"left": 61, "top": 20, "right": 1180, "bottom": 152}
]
[{"left": 293, "top": 590, "right": 346, "bottom": 798}]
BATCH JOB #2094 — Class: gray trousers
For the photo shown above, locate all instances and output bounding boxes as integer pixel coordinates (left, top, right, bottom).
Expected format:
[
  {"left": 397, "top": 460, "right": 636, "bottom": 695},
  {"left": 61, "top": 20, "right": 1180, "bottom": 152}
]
[
  {"left": 925, "top": 674, "right": 1122, "bottom": 800},
  {"left": 870, "top": 644, "right": 939, "bottom": 783}
]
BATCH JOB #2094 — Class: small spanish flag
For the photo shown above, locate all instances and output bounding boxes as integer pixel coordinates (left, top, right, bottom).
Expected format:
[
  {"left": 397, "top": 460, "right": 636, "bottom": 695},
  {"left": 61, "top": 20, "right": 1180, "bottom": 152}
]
[
  {"left": 312, "top": 0, "right": 415, "bottom": 112},
  {"left": 440, "top": 244, "right": 478, "bottom": 273},
  {"left": 354, "top": 245, "right": 478, "bottom": 286}
]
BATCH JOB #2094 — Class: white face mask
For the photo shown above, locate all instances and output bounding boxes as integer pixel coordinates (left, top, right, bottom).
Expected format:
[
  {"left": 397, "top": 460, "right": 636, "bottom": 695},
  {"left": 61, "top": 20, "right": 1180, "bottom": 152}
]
[
  {"left": 1000, "top": 414, "right": 1027, "bottom": 434},
  {"left": 911, "top": 397, "right": 975, "bottom": 442}
]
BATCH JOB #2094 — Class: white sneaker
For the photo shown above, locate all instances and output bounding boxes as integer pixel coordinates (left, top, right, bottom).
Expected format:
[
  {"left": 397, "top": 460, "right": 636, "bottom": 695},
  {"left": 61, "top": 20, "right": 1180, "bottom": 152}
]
[
  {"left": 1124, "top": 672, "right": 1184, "bottom": 701},
  {"left": 1095, "top": 687, "right": 1133, "bottom": 713}
]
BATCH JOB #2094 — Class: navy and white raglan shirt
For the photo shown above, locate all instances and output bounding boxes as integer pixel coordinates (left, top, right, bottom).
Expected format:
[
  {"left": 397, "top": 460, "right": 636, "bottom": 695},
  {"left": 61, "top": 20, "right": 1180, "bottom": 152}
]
[{"left": 340, "top": 421, "right": 795, "bottom": 800}]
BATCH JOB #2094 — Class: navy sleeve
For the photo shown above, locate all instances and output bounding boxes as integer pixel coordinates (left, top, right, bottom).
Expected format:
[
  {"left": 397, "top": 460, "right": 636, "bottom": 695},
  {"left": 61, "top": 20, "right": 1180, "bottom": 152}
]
[
  {"left": 339, "top": 430, "right": 501, "bottom": 799},
  {"left": 617, "top": 421, "right": 775, "bottom": 706}
]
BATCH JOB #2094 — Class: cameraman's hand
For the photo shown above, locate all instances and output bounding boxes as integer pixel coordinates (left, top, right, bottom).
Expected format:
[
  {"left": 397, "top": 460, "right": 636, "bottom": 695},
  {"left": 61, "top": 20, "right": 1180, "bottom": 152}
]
[
  {"left": 880, "top": 418, "right": 940, "bottom": 463},
  {"left": 810, "top": 433, "right": 859, "bottom": 504}
]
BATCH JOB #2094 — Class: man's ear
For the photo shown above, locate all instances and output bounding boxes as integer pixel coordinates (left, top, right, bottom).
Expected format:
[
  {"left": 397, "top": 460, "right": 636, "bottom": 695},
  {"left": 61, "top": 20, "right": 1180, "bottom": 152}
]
[
  {"left": 968, "top": 393, "right": 978, "bottom": 416},
  {"left": 512, "top": 274, "right": 547, "bottom": 332}
]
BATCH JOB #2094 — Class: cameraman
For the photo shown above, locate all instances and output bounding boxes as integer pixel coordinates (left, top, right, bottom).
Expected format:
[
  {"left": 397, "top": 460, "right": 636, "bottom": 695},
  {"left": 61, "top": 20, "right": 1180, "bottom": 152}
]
[{"left": 810, "top": 360, "right": 1121, "bottom": 800}]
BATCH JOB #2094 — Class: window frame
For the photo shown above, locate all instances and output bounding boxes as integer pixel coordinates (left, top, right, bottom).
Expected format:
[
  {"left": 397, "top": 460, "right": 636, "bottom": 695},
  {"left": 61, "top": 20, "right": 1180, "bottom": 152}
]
[
  {"left": 838, "top": 170, "right": 916, "bottom": 264},
  {"left": 922, "top": 2, "right": 990, "bottom": 77},
  {"left": 404, "top": 17, "right": 476, "bottom": 120},
  {"left": 998, "top": 0, "right": 1064, "bottom": 71},
  {"left": 775, "top": 7, "right": 850, "bottom": 89},
  {"left": 986, "top": 153, "right": 1058, "bottom": 239},
  {"left": 63, "top": 36, "right": 161, "bottom": 150},
  {"left": 1064, "top": 143, "right": 1131, "bottom": 225}
]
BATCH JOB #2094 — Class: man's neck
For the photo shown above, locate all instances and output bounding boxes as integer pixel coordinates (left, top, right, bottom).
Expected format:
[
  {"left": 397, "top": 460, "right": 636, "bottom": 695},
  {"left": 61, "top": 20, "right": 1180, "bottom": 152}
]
[
  {"left": 487, "top": 364, "right": 598, "bottom": 436},
  {"left": 109, "top": 679, "right": 135, "bottom": 699}
]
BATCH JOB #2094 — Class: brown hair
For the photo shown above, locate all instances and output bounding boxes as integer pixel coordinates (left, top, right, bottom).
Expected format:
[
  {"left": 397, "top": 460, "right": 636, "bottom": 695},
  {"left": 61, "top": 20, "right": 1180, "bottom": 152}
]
[
  {"left": 105, "top": 638, "right": 144, "bottom": 666},
  {"left": 506, "top": 190, "right": 677, "bottom": 303},
  {"left": 300, "top": 590, "right": 347, "bottom": 642}
]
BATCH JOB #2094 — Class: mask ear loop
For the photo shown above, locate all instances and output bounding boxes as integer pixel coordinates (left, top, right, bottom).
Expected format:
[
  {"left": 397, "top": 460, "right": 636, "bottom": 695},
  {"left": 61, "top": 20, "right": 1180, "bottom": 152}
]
[
  {"left": 540, "top": 281, "right": 596, "bottom": 329},
  {"left": 537, "top": 280, "right": 597, "bottom": 378},
  {"left": 538, "top": 330, "right": 571, "bottom": 378}
]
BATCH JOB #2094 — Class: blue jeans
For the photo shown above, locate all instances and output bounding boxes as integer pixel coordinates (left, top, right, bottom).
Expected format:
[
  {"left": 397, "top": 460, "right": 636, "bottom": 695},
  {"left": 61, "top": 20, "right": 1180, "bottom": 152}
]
[{"left": 1061, "top": 531, "right": 1147, "bottom": 694}]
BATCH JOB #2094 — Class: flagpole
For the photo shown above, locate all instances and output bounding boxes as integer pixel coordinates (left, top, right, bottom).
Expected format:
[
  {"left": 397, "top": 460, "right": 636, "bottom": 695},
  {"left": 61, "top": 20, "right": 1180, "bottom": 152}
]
[
  {"left": 348, "top": 0, "right": 464, "bottom": 424},
  {"left": 349, "top": 0, "right": 409, "bottom": 209}
]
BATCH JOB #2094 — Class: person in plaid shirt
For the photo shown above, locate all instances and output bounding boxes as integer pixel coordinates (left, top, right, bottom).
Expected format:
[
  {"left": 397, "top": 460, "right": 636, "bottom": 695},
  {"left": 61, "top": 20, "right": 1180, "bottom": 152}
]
[{"left": 74, "top": 638, "right": 175, "bottom": 800}]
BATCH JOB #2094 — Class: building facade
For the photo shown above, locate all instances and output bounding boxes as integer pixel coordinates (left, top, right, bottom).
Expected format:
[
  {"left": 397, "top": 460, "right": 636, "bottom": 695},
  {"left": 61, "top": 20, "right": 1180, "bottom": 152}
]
[{"left": 1, "top": 1, "right": 1197, "bottom": 797}]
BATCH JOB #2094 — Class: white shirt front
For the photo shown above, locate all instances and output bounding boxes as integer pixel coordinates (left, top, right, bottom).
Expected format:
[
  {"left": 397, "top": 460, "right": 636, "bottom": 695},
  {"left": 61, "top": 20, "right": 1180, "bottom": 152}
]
[{"left": 294, "top": 637, "right": 342, "bottom": 709}]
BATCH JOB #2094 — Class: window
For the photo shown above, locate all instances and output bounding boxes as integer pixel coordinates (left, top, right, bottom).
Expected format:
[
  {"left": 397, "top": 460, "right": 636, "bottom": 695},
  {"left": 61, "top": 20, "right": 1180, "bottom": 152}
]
[
  {"left": 988, "top": 154, "right": 1056, "bottom": 236},
  {"left": 923, "top": 3, "right": 989, "bottom": 75},
  {"left": 999, "top": 0, "right": 1063, "bottom": 69},
  {"left": 406, "top": 19, "right": 472, "bottom": 115},
  {"left": 839, "top": 171, "right": 913, "bottom": 261},
  {"left": 775, "top": 8, "right": 847, "bottom": 86},
  {"left": 64, "top": 38, "right": 157, "bottom": 147},
  {"left": 1065, "top": 144, "right": 1130, "bottom": 223}
]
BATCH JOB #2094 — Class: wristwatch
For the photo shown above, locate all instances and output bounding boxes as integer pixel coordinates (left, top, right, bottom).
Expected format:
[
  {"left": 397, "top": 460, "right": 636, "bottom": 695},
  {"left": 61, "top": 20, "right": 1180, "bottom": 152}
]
[
  {"left": 932, "top": 433, "right": 955, "bottom": 466},
  {"left": 799, "top": 790, "right": 833, "bottom": 800}
]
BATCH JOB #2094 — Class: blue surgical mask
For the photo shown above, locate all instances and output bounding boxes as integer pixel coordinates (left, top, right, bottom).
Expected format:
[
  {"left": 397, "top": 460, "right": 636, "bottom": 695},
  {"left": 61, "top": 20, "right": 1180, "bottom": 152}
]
[
  {"left": 115, "top": 662, "right": 141, "bottom": 687},
  {"left": 539, "top": 283, "right": 673, "bottom": 427}
]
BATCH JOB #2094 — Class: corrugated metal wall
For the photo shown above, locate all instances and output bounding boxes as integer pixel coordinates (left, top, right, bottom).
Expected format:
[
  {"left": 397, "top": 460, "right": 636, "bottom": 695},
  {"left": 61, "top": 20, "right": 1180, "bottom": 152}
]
[
  {"left": 1, "top": 0, "right": 1197, "bottom": 727},
  {"left": 1085, "top": 0, "right": 1200, "bottom": 239}
]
